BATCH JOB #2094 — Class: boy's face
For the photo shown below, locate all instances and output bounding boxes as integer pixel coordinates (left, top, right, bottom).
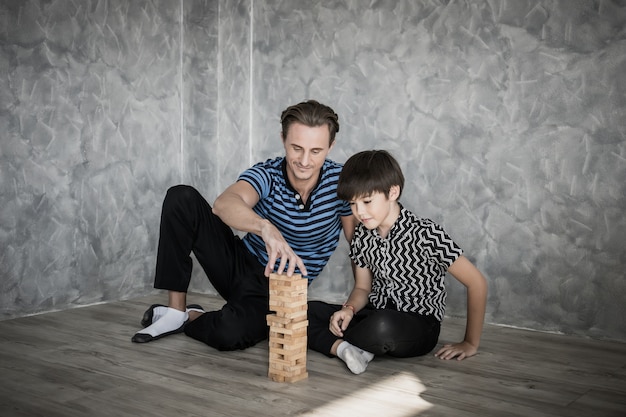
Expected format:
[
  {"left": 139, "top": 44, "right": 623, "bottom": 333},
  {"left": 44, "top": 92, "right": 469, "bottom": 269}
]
[
  {"left": 282, "top": 122, "right": 333, "bottom": 184},
  {"left": 349, "top": 187, "right": 400, "bottom": 232}
]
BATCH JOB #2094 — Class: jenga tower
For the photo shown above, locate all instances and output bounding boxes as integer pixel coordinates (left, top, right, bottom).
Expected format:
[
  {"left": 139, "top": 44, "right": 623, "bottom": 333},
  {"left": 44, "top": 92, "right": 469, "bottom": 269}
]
[{"left": 266, "top": 273, "right": 308, "bottom": 382}]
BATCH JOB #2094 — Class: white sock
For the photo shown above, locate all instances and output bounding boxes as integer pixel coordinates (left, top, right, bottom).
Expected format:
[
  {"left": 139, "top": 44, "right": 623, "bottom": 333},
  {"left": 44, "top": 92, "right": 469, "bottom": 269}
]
[
  {"left": 149, "top": 305, "right": 203, "bottom": 325},
  {"left": 150, "top": 306, "right": 169, "bottom": 324},
  {"left": 336, "top": 341, "right": 375, "bottom": 375},
  {"left": 138, "top": 308, "right": 188, "bottom": 337}
]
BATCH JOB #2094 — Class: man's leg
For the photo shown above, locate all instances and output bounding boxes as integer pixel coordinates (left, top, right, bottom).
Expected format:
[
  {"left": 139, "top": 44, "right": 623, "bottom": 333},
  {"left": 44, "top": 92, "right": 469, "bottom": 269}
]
[
  {"left": 133, "top": 185, "right": 241, "bottom": 343},
  {"left": 154, "top": 185, "right": 241, "bottom": 298},
  {"left": 184, "top": 257, "right": 269, "bottom": 350}
]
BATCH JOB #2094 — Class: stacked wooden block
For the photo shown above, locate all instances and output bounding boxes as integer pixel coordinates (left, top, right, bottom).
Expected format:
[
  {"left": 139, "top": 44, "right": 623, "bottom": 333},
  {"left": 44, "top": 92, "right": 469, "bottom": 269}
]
[{"left": 266, "top": 273, "right": 308, "bottom": 382}]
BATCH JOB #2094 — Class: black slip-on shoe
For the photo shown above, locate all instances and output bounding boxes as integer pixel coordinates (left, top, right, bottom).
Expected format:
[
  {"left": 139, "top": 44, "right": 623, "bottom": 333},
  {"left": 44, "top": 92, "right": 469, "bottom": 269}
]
[
  {"left": 140, "top": 303, "right": 166, "bottom": 328},
  {"left": 131, "top": 324, "right": 186, "bottom": 343},
  {"left": 186, "top": 304, "right": 205, "bottom": 313}
]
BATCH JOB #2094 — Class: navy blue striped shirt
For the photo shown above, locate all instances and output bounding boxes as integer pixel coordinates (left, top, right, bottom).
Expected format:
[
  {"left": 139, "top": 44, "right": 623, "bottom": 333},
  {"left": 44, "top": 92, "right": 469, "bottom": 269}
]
[{"left": 239, "top": 157, "right": 352, "bottom": 281}]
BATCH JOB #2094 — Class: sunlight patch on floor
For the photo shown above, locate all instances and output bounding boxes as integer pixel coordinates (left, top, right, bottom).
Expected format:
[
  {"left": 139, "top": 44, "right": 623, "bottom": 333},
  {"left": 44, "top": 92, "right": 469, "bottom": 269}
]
[{"left": 302, "top": 372, "right": 433, "bottom": 416}]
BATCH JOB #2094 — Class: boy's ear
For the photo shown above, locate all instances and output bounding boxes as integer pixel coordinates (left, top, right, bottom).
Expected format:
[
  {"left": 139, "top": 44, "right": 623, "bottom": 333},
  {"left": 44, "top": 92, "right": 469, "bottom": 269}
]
[{"left": 389, "top": 185, "right": 401, "bottom": 201}]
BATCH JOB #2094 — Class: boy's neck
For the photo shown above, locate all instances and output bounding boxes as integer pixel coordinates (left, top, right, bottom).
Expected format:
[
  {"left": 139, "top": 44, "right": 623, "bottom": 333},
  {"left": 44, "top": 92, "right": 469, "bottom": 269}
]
[{"left": 376, "top": 201, "right": 401, "bottom": 239}]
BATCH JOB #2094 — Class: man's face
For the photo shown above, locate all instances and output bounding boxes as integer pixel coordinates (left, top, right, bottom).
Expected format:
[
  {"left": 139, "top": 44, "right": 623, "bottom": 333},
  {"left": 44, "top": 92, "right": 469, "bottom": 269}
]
[{"left": 282, "top": 122, "right": 333, "bottom": 183}]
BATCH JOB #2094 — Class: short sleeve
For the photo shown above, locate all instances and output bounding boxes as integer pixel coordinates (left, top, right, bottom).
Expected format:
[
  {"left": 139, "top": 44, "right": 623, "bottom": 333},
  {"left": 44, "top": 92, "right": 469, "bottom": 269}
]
[
  {"left": 421, "top": 221, "right": 463, "bottom": 269},
  {"left": 349, "top": 224, "right": 369, "bottom": 268},
  {"left": 238, "top": 162, "right": 273, "bottom": 200}
]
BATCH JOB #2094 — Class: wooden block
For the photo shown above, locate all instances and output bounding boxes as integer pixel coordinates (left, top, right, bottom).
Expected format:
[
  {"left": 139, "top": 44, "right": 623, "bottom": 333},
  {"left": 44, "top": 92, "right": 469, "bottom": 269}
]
[
  {"left": 269, "top": 351, "right": 307, "bottom": 364},
  {"left": 268, "top": 354, "right": 307, "bottom": 368},
  {"left": 270, "top": 304, "right": 307, "bottom": 319},
  {"left": 283, "top": 372, "right": 308, "bottom": 383},
  {"left": 268, "top": 370, "right": 309, "bottom": 383},
  {"left": 268, "top": 293, "right": 307, "bottom": 303},
  {"left": 269, "top": 279, "right": 308, "bottom": 289},
  {"left": 269, "top": 341, "right": 307, "bottom": 354},
  {"left": 268, "top": 325, "right": 308, "bottom": 337},
  {"left": 269, "top": 272, "right": 303, "bottom": 280},
  {"left": 268, "top": 318, "right": 308, "bottom": 331},
  {"left": 268, "top": 364, "right": 307, "bottom": 376}
]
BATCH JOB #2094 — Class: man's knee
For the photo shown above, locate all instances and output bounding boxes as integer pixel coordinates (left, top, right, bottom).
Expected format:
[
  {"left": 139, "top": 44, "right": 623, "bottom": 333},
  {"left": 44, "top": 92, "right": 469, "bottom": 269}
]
[{"left": 164, "top": 184, "right": 197, "bottom": 205}]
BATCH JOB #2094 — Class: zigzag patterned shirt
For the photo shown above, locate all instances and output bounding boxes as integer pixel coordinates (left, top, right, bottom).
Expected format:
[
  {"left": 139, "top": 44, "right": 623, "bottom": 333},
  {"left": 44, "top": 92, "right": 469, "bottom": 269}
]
[{"left": 350, "top": 205, "right": 463, "bottom": 321}]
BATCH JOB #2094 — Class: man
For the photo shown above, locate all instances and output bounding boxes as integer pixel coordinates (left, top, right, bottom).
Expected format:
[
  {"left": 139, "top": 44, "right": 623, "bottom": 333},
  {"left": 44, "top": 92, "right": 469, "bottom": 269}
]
[{"left": 132, "top": 100, "right": 357, "bottom": 351}]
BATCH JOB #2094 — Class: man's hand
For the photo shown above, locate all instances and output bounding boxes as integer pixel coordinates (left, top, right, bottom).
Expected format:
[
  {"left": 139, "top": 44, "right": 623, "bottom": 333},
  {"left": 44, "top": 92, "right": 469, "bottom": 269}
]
[
  {"left": 260, "top": 220, "right": 308, "bottom": 277},
  {"left": 434, "top": 340, "right": 478, "bottom": 361}
]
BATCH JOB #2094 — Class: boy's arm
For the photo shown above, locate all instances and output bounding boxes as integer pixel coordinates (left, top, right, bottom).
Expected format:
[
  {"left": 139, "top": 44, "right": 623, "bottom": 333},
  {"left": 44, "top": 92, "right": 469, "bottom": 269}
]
[
  {"left": 435, "top": 255, "right": 487, "bottom": 361},
  {"left": 329, "top": 265, "right": 372, "bottom": 337}
]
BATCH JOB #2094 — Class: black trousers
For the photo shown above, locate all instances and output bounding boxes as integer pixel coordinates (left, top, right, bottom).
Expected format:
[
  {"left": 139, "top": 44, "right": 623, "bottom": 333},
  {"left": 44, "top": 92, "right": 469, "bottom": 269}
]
[
  {"left": 154, "top": 185, "right": 269, "bottom": 351},
  {"left": 307, "top": 300, "right": 441, "bottom": 358}
]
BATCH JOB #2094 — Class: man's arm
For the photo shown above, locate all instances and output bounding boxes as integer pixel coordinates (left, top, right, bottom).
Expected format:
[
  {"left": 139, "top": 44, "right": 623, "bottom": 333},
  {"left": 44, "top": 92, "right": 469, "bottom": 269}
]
[
  {"left": 212, "top": 180, "right": 307, "bottom": 277},
  {"left": 212, "top": 180, "right": 262, "bottom": 233},
  {"left": 435, "top": 255, "right": 487, "bottom": 360}
]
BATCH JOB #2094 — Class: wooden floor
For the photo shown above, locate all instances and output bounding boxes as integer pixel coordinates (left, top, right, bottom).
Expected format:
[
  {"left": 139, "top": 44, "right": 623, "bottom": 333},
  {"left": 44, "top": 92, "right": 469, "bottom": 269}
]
[{"left": 1, "top": 293, "right": 625, "bottom": 417}]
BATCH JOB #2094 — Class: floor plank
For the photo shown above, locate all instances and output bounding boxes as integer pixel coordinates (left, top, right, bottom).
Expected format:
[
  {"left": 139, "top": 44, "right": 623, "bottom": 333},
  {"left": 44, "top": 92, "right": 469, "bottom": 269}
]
[{"left": 0, "top": 293, "right": 624, "bottom": 417}]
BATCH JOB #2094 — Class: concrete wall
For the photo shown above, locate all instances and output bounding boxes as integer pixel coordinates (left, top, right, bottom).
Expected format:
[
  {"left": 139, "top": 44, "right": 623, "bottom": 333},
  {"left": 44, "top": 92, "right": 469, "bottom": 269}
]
[{"left": 1, "top": 0, "right": 625, "bottom": 342}]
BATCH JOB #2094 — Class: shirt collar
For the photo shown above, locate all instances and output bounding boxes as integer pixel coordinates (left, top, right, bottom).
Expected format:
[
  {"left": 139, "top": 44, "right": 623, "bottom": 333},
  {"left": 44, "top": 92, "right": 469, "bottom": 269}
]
[{"left": 280, "top": 158, "right": 325, "bottom": 211}]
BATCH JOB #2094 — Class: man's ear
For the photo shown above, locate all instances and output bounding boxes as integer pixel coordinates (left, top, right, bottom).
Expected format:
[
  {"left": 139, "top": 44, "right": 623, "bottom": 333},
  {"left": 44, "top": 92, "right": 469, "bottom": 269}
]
[{"left": 389, "top": 185, "right": 401, "bottom": 201}]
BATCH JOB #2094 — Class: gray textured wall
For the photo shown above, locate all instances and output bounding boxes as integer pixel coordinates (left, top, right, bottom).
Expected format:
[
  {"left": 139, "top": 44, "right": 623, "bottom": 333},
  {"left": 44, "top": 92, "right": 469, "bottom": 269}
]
[
  {"left": 1, "top": 0, "right": 625, "bottom": 342},
  {"left": 1, "top": 0, "right": 183, "bottom": 313}
]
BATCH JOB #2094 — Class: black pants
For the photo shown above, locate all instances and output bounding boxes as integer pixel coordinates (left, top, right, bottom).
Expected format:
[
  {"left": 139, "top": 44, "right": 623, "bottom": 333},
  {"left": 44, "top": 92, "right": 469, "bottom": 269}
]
[
  {"left": 307, "top": 300, "right": 441, "bottom": 358},
  {"left": 154, "top": 185, "right": 269, "bottom": 351}
]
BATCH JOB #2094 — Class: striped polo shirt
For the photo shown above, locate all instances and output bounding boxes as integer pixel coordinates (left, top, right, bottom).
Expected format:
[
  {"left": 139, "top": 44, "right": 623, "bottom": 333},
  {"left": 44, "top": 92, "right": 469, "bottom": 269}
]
[
  {"left": 350, "top": 205, "right": 463, "bottom": 321},
  {"left": 239, "top": 157, "right": 352, "bottom": 281}
]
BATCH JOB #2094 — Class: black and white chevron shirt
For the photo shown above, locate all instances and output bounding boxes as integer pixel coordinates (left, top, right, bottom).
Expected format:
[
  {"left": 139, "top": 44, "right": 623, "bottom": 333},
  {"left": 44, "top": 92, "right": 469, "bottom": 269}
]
[{"left": 350, "top": 205, "right": 463, "bottom": 322}]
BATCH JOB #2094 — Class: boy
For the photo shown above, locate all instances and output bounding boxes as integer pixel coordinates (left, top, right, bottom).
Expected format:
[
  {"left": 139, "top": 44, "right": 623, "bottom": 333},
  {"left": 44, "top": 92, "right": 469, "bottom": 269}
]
[{"left": 307, "top": 150, "right": 487, "bottom": 374}]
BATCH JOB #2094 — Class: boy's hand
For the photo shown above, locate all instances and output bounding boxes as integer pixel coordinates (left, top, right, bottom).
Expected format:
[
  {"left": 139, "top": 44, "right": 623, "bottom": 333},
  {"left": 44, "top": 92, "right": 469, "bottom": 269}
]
[
  {"left": 329, "top": 309, "right": 354, "bottom": 337},
  {"left": 434, "top": 341, "right": 478, "bottom": 361}
]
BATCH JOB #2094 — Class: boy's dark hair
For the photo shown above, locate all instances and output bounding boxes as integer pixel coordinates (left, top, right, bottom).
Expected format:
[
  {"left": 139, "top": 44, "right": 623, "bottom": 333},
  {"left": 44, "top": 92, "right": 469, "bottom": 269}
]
[
  {"left": 337, "top": 150, "right": 405, "bottom": 200},
  {"left": 280, "top": 100, "right": 340, "bottom": 145}
]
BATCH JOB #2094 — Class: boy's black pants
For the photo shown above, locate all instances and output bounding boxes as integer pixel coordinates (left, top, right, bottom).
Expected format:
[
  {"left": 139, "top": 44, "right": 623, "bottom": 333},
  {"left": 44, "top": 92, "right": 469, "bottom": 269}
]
[{"left": 307, "top": 300, "right": 441, "bottom": 357}]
